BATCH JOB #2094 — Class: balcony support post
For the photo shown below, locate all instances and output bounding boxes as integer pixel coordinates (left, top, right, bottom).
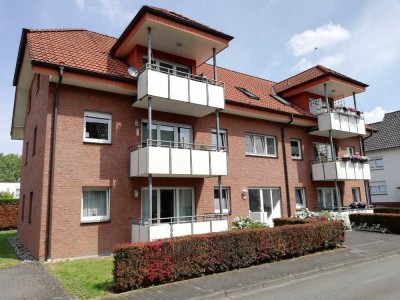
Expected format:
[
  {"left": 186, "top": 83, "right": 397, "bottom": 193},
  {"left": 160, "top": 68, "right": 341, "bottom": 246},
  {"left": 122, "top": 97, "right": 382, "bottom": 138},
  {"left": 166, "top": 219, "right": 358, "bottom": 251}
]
[
  {"left": 329, "top": 129, "right": 341, "bottom": 210},
  {"left": 353, "top": 92, "right": 357, "bottom": 110},
  {"left": 147, "top": 27, "right": 152, "bottom": 65},
  {"left": 324, "top": 83, "right": 330, "bottom": 110},
  {"left": 213, "top": 47, "right": 223, "bottom": 215}
]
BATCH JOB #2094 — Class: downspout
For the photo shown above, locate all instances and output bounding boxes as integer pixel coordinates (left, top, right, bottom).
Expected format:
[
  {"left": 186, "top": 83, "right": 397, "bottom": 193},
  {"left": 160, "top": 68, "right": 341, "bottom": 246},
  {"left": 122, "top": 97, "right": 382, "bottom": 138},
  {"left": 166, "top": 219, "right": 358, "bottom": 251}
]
[
  {"left": 45, "top": 66, "right": 64, "bottom": 261},
  {"left": 281, "top": 114, "right": 294, "bottom": 217},
  {"left": 362, "top": 130, "right": 375, "bottom": 206}
]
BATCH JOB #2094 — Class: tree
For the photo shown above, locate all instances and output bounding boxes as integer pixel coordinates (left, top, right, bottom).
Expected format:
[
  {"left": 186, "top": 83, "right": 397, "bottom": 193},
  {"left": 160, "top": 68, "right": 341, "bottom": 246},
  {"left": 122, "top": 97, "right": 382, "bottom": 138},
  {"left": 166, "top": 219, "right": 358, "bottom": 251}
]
[{"left": 0, "top": 153, "right": 22, "bottom": 182}]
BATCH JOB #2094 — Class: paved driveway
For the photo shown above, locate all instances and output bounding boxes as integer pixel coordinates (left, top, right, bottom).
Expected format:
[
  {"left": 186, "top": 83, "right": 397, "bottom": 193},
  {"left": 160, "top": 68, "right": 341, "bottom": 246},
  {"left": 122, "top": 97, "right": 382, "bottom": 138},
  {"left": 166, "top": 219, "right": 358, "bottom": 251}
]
[{"left": 0, "top": 262, "right": 71, "bottom": 300}]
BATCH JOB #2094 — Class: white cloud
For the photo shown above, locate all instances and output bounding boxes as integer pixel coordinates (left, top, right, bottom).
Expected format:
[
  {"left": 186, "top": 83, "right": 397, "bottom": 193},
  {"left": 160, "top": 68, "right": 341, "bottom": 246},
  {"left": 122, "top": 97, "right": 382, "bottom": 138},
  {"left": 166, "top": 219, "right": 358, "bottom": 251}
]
[
  {"left": 288, "top": 23, "right": 351, "bottom": 56},
  {"left": 75, "top": 0, "right": 85, "bottom": 11},
  {"left": 318, "top": 53, "right": 344, "bottom": 69},
  {"left": 364, "top": 107, "right": 387, "bottom": 124},
  {"left": 292, "top": 58, "right": 313, "bottom": 72}
]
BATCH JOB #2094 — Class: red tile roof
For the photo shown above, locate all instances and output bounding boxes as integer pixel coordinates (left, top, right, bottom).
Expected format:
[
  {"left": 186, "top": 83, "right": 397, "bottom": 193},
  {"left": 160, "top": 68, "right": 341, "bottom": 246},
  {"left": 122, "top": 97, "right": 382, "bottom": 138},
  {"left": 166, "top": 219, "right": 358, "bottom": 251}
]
[
  {"left": 197, "top": 64, "right": 315, "bottom": 118},
  {"left": 273, "top": 65, "right": 368, "bottom": 94},
  {"left": 26, "top": 29, "right": 130, "bottom": 79},
  {"left": 21, "top": 27, "right": 312, "bottom": 118}
]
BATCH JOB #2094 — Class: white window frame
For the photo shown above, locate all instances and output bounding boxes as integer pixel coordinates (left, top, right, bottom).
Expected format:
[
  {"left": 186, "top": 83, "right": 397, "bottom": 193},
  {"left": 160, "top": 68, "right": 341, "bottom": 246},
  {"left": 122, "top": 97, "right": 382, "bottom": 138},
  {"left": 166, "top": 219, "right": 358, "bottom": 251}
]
[
  {"left": 245, "top": 133, "right": 277, "bottom": 157},
  {"left": 141, "top": 187, "right": 195, "bottom": 224},
  {"left": 352, "top": 187, "right": 361, "bottom": 202},
  {"left": 317, "top": 187, "right": 340, "bottom": 210},
  {"left": 83, "top": 111, "right": 112, "bottom": 144},
  {"left": 143, "top": 57, "right": 191, "bottom": 76},
  {"left": 214, "top": 187, "right": 230, "bottom": 214},
  {"left": 313, "top": 142, "right": 333, "bottom": 163},
  {"left": 141, "top": 119, "right": 193, "bottom": 145},
  {"left": 295, "top": 188, "right": 306, "bottom": 209},
  {"left": 81, "top": 188, "right": 110, "bottom": 223},
  {"left": 370, "top": 157, "right": 384, "bottom": 170},
  {"left": 290, "top": 139, "right": 302, "bottom": 160},
  {"left": 211, "top": 129, "right": 227, "bottom": 149},
  {"left": 370, "top": 181, "right": 388, "bottom": 195}
]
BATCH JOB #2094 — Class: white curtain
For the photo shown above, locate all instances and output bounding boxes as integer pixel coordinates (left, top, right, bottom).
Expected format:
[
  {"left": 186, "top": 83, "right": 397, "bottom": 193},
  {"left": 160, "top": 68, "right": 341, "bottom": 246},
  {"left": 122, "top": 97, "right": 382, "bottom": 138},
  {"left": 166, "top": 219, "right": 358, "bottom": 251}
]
[{"left": 83, "top": 190, "right": 107, "bottom": 217}]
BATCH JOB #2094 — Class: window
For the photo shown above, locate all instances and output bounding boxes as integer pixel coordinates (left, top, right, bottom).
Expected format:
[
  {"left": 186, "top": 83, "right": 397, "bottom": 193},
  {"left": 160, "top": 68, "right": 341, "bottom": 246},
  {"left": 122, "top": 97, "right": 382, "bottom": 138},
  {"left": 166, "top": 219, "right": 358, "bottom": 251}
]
[
  {"left": 370, "top": 181, "right": 387, "bottom": 195},
  {"left": 32, "top": 127, "right": 37, "bottom": 156},
  {"left": 28, "top": 92, "right": 32, "bottom": 115},
  {"left": 235, "top": 86, "right": 259, "bottom": 100},
  {"left": 84, "top": 111, "right": 112, "bottom": 144},
  {"left": 370, "top": 157, "right": 384, "bottom": 170},
  {"left": 346, "top": 146, "right": 355, "bottom": 156},
  {"left": 248, "top": 188, "right": 281, "bottom": 221},
  {"left": 352, "top": 188, "right": 361, "bottom": 202},
  {"left": 245, "top": 134, "right": 277, "bottom": 157},
  {"left": 143, "top": 57, "right": 190, "bottom": 77},
  {"left": 36, "top": 74, "right": 41, "bottom": 95},
  {"left": 25, "top": 142, "right": 29, "bottom": 165},
  {"left": 211, "top": 129, "right": 227, "bottom": 150},
  {"left": 142, "top": 120, "right": 192, "bottom": 147},
  {"left": 295, "top": 188, "right": 306, "bottom": 209},
  {"left": 28, "top": 192, "right": 33, "bottom": 224},
  {"left": 271, "top": 94, "right": 293, "bottom": 107},
  {"left": 141, "top": 188, "right": 194, "bottom": 224},
  {"left": 214, "top": 188, "right": 230, "bottom": 214},
  {"left": 81, "top": 188, "right": 110, "bottom": 222},
  {"left": 21, "top": 195, "right": 25, "bottom": 222},
  {"left": 290, "top": 139, "right": 302, "bottom": 159},
  {"left": 317, "top": 188, "right": 339, "bottom": 210},
  {"left": 313, "top": 142, "right": 333, "bottom": 163}
]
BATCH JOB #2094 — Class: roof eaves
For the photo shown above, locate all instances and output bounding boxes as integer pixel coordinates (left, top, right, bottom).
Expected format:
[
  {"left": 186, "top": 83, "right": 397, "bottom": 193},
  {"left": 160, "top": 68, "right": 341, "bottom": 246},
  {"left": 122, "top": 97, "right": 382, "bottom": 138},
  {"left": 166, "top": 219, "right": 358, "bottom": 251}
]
[
  {"left": 13, "top": 28, "right": 29, "bottom": 86},
  {"left": 110, "top": 5, "right": 234, "bottom": 56}
]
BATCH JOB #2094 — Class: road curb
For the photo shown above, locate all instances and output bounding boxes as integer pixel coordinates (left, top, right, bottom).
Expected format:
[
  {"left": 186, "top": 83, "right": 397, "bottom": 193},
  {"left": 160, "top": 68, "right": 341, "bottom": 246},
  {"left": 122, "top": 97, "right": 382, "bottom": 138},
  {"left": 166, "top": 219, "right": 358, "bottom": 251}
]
[{"left": 194, "top": 250, "right": 400, "bottom": 299}]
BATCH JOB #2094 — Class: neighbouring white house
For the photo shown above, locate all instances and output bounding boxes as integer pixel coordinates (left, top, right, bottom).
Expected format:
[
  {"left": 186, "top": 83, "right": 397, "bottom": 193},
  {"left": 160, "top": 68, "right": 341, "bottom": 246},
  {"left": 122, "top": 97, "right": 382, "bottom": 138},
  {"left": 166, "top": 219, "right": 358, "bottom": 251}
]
[
  {"left": 0, "top": 182, "right": 21, "bottom": 199},
  {"left": 365, "top": 111, "right": 400, "bottom": 207}
]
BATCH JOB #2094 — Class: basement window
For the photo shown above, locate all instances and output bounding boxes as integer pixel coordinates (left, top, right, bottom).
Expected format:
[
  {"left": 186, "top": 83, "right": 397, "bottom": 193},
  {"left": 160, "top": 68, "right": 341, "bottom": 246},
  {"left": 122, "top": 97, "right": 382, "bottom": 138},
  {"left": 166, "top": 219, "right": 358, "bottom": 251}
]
[
  {"left": 235, "top": 86, "right": 260, "bottom": 100},
  {"left": 271, "top": 94, "right": 293, "bottom": 107}
]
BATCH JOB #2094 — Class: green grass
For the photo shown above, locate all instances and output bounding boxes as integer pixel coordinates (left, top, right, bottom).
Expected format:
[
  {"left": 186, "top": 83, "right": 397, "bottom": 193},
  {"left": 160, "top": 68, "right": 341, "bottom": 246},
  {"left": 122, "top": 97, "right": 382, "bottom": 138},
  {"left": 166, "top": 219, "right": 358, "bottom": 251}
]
[
  {"left": 46, "top": 257, "right": 114, "bottom": 299},
  {"left": 0, "top": 230, "right": 20, "bottom": 269}
]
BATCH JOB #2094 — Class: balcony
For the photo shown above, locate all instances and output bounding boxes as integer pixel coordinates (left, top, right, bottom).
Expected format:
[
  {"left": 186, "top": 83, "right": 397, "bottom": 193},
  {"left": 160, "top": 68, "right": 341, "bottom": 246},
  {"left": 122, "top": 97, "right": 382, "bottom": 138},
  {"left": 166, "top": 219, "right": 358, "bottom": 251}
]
[
  {"left": 312, "top": 159, "right": 371, "bottom": 181},
  {"left": 135, "top": 64, "right": 225, "bottom": 117},
  {"left": 131, "top": 214, "right": 229, "bottom": 243},
  {"left": 309, "top": 109, "right": 366, "bottom": 139},
  {"left": 130, "top": 140, "right": 228, "bottom": 177}
]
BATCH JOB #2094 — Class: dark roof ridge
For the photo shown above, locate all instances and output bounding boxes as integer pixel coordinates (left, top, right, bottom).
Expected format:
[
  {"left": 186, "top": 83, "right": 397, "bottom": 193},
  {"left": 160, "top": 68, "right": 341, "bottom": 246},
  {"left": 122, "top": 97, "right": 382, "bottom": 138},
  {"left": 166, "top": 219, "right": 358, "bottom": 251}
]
[{"left": 200, "top": 63, "right": 276, "bottom": 84}]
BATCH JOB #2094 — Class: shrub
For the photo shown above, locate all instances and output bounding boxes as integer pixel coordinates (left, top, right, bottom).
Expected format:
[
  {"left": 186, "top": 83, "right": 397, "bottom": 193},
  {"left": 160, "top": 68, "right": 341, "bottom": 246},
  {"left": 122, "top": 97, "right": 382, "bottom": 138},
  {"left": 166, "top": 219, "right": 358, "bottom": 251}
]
[
  {"left": 0, "top": 203, "right": 18, "bottom": 230},
  {"left": 374, "top": 208, "right": 400, "bottom": 215},
  {"left": 0, "top": 198, "right": 19, "bottom": 205},
  {"left": 350, "top": 213, "right": 400, "bottom": 234},
  {"left": 113, "top": 221, "right": 344, "bottom": 292},
  {"left": 292, "top": 208, "right": 351, "bottom": 229},
  {"left": 273, "top": 217, "right": 318, "bottom": 227},
  {"left": 232, "top": 216, "right": 267, "bottom": 229}
]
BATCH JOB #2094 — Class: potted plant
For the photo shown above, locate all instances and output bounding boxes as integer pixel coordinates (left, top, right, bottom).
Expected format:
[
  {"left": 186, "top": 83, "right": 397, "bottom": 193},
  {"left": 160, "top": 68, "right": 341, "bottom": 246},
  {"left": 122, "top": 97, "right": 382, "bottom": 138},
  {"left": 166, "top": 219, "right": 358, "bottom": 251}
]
[
  {"left": 347, "top": 107, "right": 357, "bottom": 116},
  {"left": 351, "top": 154, "right": 361, "bottom": 163},
  {"left": 360, "top": 156, "right": 369, "bottom": 163},
  {"left": 341, "top": 154, "right": 351, "bottom": 162}
]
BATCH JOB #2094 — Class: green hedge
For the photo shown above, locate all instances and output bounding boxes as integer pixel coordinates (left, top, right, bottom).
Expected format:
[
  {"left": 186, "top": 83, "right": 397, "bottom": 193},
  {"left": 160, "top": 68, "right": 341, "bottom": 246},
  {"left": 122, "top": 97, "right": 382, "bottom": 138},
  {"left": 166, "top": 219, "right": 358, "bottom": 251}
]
[
  {"left": 0, "top": 203, "right": 18, "bottom": 230},
  {"left": 350, "top": 213, "right": 400, "bottom": 234},
  {"left": 273, "top": 218, "right": 320, "bottom": 226},
  {"left": 374, "top": 208, "right": 400, "bottom": 214},
  {"left": 113, "top": 221, "right": 344, "bottom": 292},
  {"left": 0, "top": 198, "right": 19, "bottom": 205}
]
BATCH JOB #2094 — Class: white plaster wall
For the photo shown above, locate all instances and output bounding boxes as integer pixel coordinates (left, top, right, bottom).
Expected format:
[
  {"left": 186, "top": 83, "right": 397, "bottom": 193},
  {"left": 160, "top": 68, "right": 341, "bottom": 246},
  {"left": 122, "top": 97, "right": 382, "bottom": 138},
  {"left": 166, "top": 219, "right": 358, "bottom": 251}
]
[{"left": 367, "top": 147, "right": 400, "bottom": 203}]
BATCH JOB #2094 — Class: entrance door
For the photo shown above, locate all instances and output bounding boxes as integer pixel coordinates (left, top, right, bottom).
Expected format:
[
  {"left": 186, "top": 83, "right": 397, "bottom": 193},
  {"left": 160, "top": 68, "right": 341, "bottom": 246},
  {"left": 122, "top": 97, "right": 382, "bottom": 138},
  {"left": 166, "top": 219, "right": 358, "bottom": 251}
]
[
  {"left": 248, "top": 188, "right": 281, "bottom": 226},
  {"left": 160, "top": 189, "right": 175, "bottom": 223}
]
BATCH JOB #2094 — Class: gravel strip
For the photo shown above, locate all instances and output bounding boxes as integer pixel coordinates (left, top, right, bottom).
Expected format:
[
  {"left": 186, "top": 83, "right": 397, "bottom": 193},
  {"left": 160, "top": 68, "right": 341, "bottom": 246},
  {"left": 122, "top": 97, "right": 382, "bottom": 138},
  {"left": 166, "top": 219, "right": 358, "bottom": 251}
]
[{"left": 8, "top": 237, "right": 36, "bottom": 262}]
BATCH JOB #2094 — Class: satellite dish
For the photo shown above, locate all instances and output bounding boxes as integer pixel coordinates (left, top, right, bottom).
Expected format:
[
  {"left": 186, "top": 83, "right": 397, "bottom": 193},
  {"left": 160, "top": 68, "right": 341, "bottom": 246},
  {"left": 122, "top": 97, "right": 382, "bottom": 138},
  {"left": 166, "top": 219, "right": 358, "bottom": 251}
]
[{"left": 127, "top": 67, "right": 139, "bottom": 78}]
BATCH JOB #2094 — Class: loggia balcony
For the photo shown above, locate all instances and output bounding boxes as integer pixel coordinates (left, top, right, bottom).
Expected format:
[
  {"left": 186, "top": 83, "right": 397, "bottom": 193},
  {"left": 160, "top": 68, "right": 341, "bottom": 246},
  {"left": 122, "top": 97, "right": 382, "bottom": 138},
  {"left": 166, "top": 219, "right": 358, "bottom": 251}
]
[
  {"left": 135, "top": 64, "right": 225, "bottom": 117},
  {"left": 130, "top": 140, "right": 228, "bottom": 178},
  {"left": 309, "top": 108, "right": 366, "bottom": 139}
]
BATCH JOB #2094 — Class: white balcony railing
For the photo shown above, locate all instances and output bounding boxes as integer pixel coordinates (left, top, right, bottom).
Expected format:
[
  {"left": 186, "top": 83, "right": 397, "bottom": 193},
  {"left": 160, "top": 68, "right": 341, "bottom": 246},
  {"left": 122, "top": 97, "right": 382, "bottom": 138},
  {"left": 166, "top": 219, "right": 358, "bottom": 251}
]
[
  {"left": 311, "top": 110, "right": 366, "bottom": 139},
  {"left": 131, "top": 214, "right": 229, "bottom": 243},
  {"left": 135, "top": 64, "right": 225, "bottom": 117},
  {"left": 130, "top": 140, "right": 228, "bottom": 177},
  {"left": 312, "top": 160, "right": 371, "bottom": 181}
]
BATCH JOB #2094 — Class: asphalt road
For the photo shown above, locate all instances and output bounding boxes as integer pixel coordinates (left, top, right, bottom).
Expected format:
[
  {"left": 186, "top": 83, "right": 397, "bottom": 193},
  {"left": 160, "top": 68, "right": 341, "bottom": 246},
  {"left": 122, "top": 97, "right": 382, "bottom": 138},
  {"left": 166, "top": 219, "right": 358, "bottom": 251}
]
[{"left": 231, "top": 255, "right": 400, "bottom": 300}]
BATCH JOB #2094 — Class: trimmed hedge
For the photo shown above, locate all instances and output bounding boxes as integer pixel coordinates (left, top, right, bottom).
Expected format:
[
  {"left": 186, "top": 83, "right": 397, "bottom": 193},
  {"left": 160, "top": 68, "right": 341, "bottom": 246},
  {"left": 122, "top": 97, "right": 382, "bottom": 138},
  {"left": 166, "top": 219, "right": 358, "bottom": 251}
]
[
  {"left": 0, "top": 203, "right": 18, "bottom": 230},
  {"left": 374, "top": 207, "right": 400, "bottom": 214},
  {"left": 0, "top": 198, "right": 19, "bottom": 205},
  {"left": 350, "top": 213, "right": 400, "bottom": 234},
  {"left": 273, "top": 218, "right": 320, "bottom": 226},
  {"left": 113, "top": 221, "right": 344, "bottom": 292}
]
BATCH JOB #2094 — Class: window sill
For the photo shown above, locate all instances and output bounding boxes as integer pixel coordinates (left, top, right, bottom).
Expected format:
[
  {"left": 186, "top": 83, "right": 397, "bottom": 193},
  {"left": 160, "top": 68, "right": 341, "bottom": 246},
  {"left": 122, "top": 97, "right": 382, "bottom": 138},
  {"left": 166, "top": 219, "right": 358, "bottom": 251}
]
[
  {"left": 83, "top": 140, "right": 112, "bottom": 145},
  {"left": 371, "top": 193, "right": 388, "bottom": 196},
  {"left": 292, "top": 157, "right": 303, "bottom": 160},
  {"left": 246, "top": 154, "right": 278, "bottom": 159},
  {"left": 81, "top": 218, "right": 110, "bottom": 224}
]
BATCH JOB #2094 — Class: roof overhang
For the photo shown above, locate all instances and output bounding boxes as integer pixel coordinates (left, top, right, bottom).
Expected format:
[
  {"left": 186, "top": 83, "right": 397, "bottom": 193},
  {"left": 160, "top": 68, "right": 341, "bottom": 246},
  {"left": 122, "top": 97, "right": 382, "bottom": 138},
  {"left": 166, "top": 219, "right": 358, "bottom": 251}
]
[
  {"left": 11, "top": 46, "right": 34, "bottom": 140},
  {"left": 112, "top": 8, "right": 233, "bottom": 65},
  {"left": 281, "top": 75, "right": 367, "bottom": 99}
]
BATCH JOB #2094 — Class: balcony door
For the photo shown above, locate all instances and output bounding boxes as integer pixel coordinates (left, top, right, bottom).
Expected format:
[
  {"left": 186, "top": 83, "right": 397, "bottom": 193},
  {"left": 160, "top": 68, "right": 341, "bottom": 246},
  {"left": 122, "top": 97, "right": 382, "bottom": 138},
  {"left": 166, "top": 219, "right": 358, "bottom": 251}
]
[
  {"left": 142, "top": 121, "right": 192, "bottom": 147},
  {"left": 248, "top": 188, "right": 281, "bottom": 226},
  {"left": 317, "top": 188, "right": 339, "bottom": 210},
  {"left": 141, "top": 188, "right": 194, "bottom": 224},
  {"left": 312, "top": 142, "right": 334, "bottom": 163}
]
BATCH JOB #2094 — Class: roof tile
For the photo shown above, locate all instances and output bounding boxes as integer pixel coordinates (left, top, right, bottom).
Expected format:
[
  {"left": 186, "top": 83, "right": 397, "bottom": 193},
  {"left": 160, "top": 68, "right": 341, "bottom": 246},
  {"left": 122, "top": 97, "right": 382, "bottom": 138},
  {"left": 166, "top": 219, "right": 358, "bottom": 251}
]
[{"left": 365, "top": 111, "right": 400, "bottom": 152}]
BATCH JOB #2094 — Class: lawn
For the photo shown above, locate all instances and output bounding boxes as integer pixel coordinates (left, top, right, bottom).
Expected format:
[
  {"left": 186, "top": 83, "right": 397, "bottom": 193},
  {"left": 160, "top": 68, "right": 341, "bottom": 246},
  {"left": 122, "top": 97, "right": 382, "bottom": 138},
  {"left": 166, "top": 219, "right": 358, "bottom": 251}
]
[
  {"left": 0, "top": 230, "right": 20, "bottom": 269},
  {"left": 46, "top": 257, "right": 114, "bottom": 299}
]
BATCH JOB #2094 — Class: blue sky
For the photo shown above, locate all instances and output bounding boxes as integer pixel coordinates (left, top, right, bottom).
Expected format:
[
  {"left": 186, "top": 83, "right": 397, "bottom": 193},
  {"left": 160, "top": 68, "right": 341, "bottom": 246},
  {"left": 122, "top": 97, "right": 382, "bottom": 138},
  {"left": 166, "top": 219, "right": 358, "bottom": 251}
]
[{"left": 1, "top": 0, "right": 400, "bottom": 154}]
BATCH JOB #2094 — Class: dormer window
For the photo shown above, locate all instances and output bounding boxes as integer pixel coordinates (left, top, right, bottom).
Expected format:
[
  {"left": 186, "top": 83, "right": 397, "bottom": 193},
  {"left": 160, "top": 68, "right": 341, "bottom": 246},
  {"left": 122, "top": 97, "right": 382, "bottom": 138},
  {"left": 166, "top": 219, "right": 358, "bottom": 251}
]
[
  {"left": 235, "top": 86, "right": 259, "bottom": 100},
  {"left": 143, "top": 57, "right": 190, "bottom": 77}
]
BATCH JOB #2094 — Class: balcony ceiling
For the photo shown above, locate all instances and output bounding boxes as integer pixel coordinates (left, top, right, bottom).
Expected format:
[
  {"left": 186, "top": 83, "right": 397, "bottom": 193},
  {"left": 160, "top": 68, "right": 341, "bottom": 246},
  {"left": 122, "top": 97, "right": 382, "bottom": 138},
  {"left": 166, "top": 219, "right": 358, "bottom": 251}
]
[
  {"left": 117, "top": 19, "right": 229, "bottom": 65},
  {"left": 305, "top": 78, "right": 365, "bottom": 99},
  {"left": 309, "top": 129, "right": 365, "bottom": 139}
]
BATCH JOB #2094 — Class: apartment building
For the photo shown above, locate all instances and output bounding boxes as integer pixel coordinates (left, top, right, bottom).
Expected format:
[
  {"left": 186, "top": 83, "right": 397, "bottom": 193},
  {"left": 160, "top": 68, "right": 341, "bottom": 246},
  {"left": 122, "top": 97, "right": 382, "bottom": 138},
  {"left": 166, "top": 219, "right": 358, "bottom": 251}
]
[
  {"left": 11, "top": 6, "right": 371, "bottom": 260},
  {"left": 365, "top": 111, "right": 400, "bottom": 207}
]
